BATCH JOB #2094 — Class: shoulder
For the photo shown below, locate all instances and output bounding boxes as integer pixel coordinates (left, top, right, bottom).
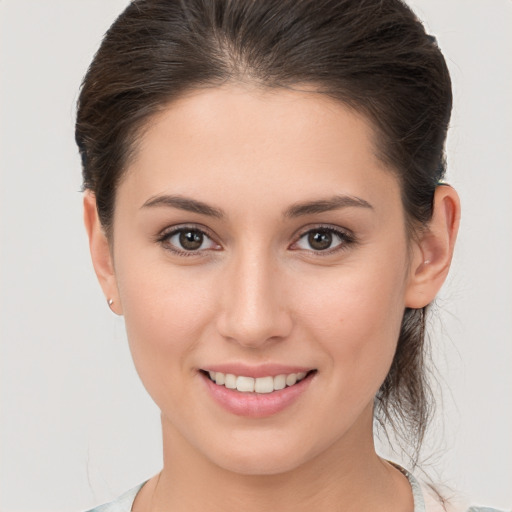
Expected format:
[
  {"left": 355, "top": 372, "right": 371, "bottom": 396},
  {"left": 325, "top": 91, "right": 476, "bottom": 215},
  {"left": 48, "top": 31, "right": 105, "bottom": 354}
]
[
  {"left": 422, "top": 484, "right": 508, "bottom": 512},
  {"left": 406, "top": 468, "right": 507, "bottom": 512},
  {"left": 465, "top": 508, "right": 509, "bottom": 512},
  {"left": 423, "top": 485, "right": 508, "bottom": 512},
  {"left": 423, "top": 486, "right": 508, "bottom": 512},
  {"left": 83, "top": 482, "right": 145, "bottom": 512}
]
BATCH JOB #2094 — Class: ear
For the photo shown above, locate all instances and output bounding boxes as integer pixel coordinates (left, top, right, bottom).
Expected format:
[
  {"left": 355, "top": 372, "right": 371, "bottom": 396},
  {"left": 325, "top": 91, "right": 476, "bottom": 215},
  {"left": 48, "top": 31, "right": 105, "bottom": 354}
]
[
  {"left": 405, "top": 185, "right": 461, "bottom": 309},
  {"left": 83, "top": 191, "right": 123, "bottom": 315}
]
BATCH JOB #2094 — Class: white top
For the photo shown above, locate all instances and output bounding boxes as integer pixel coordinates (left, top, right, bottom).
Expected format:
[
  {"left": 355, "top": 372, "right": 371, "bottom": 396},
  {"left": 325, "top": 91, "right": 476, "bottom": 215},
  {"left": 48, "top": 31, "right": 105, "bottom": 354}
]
[{"left": 85, "top": 469, "right": 505, "bottom": 512}]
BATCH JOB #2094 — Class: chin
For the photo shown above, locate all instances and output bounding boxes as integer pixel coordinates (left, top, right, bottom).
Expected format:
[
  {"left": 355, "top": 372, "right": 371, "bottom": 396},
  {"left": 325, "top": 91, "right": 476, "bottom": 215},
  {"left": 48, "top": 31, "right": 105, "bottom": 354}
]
[
  {"left": 201, "top": 432, "right": 319, "bottom": 477},
  {"left": 214, "top": 450, "right": 306, "bottom": 476}
]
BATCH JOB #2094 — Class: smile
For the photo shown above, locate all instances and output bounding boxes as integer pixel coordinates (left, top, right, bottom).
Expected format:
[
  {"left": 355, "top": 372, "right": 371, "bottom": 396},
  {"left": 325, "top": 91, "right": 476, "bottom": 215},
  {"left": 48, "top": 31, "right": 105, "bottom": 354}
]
[
  {"left": 206, "top": 370, "right": 310, "bottom": 394},
  {"left": 200, "top": 368, "right": 316, "bottom": 417}
]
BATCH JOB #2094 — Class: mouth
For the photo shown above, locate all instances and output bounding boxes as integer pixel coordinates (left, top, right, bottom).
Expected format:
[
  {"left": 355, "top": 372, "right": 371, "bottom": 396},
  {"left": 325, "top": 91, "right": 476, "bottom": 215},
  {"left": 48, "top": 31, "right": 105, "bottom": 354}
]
[
  {"left": 200, "top": 369, "right": 316, "bottom": 394},
  {"left": 199, "top": 367, "right": 317, "bottom": 417}
]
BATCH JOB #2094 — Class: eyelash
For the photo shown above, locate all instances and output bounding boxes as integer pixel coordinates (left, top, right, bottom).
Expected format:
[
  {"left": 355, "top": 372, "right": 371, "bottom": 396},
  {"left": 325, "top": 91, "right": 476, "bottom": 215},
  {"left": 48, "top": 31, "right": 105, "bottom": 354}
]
[
  {"left": 156, "top": 224, "right": 356, "bottom": 257},
  {"left": 291, "top": 225, "right": 356, "bottom": 255},
  {"left": 156, "top": 224, "right": 220, "bottom": 257}
]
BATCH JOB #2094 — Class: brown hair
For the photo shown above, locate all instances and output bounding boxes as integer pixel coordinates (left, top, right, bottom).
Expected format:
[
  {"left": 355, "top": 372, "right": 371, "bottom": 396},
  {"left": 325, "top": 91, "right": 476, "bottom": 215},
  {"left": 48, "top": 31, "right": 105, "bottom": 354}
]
[{"left": 75, "top": 0, "right": 452, "bottom": 463}]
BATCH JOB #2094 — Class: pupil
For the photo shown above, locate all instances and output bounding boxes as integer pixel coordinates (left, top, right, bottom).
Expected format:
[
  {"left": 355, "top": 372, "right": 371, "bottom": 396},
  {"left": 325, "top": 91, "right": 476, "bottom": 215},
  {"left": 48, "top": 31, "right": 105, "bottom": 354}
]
[
  {"left": 179, "top": 230, "right": 203, "bottom": 250},
  {"left": 308, "top": 230, "right": 332, "bottom": 250}
]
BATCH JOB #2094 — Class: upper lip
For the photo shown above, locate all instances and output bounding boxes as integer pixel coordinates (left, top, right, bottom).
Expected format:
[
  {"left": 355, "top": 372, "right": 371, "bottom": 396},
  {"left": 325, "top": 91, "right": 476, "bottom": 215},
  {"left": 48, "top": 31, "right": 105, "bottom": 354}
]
[{"left": 201, "top": 364, "right": 315, "bottom": 378}]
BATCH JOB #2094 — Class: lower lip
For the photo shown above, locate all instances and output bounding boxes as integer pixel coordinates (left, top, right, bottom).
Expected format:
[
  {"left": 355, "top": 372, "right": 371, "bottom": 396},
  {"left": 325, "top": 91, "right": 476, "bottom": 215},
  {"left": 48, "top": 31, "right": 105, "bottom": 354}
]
[{"left": 201, "top": 372, "right": 315, "bottom": 418}]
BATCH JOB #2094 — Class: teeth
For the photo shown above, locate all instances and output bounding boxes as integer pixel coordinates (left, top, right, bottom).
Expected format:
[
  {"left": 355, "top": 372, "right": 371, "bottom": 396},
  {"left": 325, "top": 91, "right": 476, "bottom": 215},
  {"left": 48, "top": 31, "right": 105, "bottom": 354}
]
[
  {"left": 273, "top": 374, "right": 286, "bottom": 390},
  {"left": 285, "top": 374, "right": 297, "bottom": 386},
  {"left": 206, "top": 370, "right": 310, "bottom": 393},
  {"left": 254, "top": 376, "right": 274, "bottom": 394},
  {"left": 236, "top": 376, "right": 255, "bottom": 392},
  {"left": 224, "top": 373, "right": 237, "bottom": 389}
]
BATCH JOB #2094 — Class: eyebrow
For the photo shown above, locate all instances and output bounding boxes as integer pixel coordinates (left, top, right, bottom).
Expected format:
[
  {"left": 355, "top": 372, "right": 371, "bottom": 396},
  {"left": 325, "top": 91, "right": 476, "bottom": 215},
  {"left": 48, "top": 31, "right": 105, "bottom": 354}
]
[
  {"left": 284, "top": 195, "right": 373, "bottom": 217},
  {"left": 141, "top": 195, "right": 225, "bottom": 218},
  {"left": 141, "top": 193, "right": 373, "bottom": 219}
]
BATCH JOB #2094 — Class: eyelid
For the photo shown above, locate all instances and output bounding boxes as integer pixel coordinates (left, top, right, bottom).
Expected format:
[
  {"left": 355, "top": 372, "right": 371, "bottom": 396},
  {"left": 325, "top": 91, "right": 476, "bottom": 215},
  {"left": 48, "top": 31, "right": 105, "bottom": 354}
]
[
  {"left": 289, "top": 224, "right": 356, "bottom": 253},
  {"left": 155, "top": 222, "right": 355, "bottom": 256},
  {"left": 156, "top": 223, "right": 221, "bottom": 255}
]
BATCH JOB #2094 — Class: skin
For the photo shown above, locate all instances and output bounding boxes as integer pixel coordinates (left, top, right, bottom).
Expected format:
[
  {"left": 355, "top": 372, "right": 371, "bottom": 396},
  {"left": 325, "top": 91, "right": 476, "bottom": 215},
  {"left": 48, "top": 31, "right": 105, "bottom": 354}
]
[{"left": 84, "top": 84, "right": 460, "bottom": 512}]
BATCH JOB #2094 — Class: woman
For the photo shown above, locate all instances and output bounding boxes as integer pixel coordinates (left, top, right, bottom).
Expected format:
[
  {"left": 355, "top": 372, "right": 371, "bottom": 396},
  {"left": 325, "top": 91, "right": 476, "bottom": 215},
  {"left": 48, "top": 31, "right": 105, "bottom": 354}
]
[{"left": 74, "top": 1, "right": 500, "bottom": 511}]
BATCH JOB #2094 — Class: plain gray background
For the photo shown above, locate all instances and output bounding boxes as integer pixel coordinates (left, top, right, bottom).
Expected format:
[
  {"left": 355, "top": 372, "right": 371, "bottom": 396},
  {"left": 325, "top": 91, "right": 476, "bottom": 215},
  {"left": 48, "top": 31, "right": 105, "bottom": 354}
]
[{"left": 1, "top": 1, "right": 511, "bottom": 511}]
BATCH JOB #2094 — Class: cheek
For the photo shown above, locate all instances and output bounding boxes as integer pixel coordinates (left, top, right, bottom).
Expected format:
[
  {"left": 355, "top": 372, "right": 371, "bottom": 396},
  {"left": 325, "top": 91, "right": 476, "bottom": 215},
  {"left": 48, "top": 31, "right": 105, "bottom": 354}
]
[
  {"left": 294, "top": 252, "right": 407, "bottom": 393},
  {"left": 114, "top": 255, "right": 217, "bottom": 398}
]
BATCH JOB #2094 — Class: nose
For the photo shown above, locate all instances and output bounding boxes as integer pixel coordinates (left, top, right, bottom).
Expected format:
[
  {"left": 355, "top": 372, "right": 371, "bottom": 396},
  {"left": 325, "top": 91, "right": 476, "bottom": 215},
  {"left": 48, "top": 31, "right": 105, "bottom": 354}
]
[{"left": 216, "top": 248, "right": 293, "bottom": 348}]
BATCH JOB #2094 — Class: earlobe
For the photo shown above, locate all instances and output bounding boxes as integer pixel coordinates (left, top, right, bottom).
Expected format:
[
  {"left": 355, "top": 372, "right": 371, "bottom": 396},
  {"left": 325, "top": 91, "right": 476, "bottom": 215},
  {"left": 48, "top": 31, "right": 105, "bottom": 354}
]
[
  {"left": 405, "top": 185, "right": 461, "bottom": 309},
  {"left": 83, "top": 191, "right": 122, "bottom": 315}
]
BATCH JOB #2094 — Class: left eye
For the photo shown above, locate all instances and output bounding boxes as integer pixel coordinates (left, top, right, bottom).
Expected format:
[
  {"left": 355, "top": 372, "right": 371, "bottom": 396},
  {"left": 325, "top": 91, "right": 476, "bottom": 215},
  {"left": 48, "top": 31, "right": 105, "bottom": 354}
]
[
  {"left": 294, "top": 228, "right": 348, "bottom": 252},
  {"left": 163, "top": 228, "right": 219, "bottom": 253}
]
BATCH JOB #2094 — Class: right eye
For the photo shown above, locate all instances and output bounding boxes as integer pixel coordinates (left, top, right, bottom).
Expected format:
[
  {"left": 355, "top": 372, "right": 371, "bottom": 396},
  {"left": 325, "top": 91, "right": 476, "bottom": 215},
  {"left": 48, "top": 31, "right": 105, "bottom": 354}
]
[{"left": 158, "top": 226, "right": 220, "bottom": 255}]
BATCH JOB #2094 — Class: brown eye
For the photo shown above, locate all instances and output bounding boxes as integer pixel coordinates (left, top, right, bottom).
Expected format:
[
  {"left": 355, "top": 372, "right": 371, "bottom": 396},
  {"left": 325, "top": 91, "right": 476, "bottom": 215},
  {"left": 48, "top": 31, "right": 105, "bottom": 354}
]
[
  {"left": 179, "top": 230, "right": 204, "bottom": 250},
  {"left": 292, "top": 227, "right": 352, "bottom": 253},
  {"left": 307, "top": 230, "right": 333, "bottom": 250},
  {"left": 161, "top": 227, "right": 219, "bottom": 254}
]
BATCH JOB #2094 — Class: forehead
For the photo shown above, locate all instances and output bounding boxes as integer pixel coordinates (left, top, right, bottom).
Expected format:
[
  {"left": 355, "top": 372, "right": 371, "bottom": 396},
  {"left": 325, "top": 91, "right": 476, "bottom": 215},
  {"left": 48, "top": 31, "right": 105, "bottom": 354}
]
[{"left": 120, "top": 84, "right": 401, "bottom": 217}]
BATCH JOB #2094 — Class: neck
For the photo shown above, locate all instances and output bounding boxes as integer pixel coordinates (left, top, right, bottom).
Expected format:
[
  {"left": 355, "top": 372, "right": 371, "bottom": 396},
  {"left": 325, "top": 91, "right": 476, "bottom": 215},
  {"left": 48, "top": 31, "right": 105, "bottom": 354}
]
[{"left": 135, "top": 406, "right": 413, "bottom": 512}]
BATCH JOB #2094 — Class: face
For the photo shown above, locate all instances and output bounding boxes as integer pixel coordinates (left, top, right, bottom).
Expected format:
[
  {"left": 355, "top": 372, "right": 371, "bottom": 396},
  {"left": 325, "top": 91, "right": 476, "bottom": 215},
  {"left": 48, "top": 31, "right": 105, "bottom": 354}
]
[{"left": 107, "top": 85, "right": 416, "bottom": 475}]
